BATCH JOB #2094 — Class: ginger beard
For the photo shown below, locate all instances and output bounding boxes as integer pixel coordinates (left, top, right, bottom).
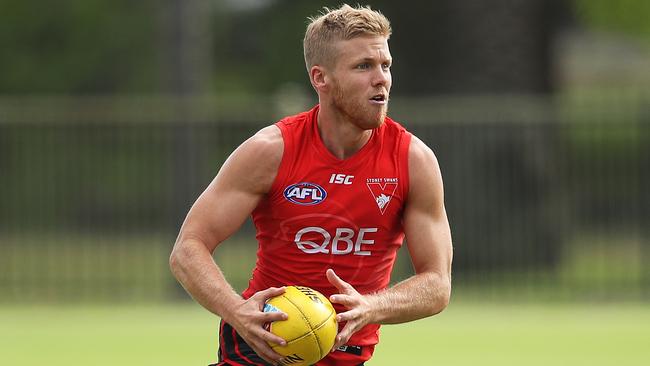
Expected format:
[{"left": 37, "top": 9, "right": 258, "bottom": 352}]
[{"left": 329, "top": 75, "right": 388, "bottom": 131}]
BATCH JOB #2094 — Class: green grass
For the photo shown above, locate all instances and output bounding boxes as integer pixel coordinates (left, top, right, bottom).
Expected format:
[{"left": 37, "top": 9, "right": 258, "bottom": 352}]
[
  {"left": 375, "top": 301, "right": 650, "bottom": 366},
  {"left": 0, "top": 304, "right": 219, "bottom": 366},
  {"left": 2, "top": 301, "right": 648, "bottom": 366}
]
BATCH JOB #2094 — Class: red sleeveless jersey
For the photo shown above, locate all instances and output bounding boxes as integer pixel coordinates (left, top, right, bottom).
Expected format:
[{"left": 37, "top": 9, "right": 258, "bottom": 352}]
[{"left": 245, "top": 105, "right": 412, "bottom": 348}]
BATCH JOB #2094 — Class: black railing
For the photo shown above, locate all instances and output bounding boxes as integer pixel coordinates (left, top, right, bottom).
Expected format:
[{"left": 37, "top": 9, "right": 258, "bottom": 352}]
[{"left": 1, "top": 95, "right": 648, "bottom": 302}]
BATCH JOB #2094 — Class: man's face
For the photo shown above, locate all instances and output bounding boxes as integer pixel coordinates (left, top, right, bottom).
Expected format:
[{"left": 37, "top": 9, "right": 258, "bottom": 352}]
[{"left": 328, "top": 35, "right": 392, "bottom": 130}]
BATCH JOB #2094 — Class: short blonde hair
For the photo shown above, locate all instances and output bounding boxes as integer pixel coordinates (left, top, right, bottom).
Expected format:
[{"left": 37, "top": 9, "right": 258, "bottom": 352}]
[{"left": 303, "top": 4, "right": 392, "bottom": 71}]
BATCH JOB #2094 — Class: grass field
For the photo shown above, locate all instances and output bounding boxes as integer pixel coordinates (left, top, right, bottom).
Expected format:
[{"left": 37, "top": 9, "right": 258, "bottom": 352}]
[{"left": 2, "top": 301, "right": 648, "bottom": 366}]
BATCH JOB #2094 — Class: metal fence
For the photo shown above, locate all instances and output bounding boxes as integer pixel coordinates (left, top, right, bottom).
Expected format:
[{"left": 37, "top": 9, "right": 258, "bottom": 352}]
[{"left": 1, "top": 94, "right": 648, "bottom": 303}]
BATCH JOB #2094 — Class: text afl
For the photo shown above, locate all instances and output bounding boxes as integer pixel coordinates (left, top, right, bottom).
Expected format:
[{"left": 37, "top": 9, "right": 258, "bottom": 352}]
[{"left": 284, "top": 182, "right": 327, "bottom": 205}]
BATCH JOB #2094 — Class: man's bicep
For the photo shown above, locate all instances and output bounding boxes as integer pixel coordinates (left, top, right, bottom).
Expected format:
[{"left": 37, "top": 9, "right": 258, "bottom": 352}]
[
  {"left": 403, "top": 203, "right": 452, "bottom": 275},
  {"left": 182, "top": 177, "right": 263, "bottom": 252},
  {"left": 403, "top": 137, "right": 453, "bottom": 275},
  {"left": 178, "top": 127, "right": 283, "bottom": 252}
]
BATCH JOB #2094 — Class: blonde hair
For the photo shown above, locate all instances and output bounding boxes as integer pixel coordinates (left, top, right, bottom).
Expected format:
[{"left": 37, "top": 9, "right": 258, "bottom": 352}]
[{"left": 303, "top": 4, "right": 392, "bottom": 71}]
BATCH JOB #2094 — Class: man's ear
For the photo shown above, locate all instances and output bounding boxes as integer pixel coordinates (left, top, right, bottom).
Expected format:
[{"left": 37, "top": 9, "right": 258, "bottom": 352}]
[{"left": 310, "top": 65, "right": 328, "bottom": 93}]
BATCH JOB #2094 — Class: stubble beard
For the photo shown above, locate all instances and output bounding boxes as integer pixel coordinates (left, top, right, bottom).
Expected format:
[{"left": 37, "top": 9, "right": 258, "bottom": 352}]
[{"left": 331, "top": 81, "right": 387, "bottom": 130}]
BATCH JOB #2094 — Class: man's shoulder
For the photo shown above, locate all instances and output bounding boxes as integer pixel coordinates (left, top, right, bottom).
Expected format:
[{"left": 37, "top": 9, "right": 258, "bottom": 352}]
[
  {"left": 246, "top": 125, "right": 283, "bottom": 158},
  {"left": 408, "top": 135, "right": 434, "bottom": 162},
  {"left": 246, "top": 104, "right": 317, "bottom": 165},
  {"left": 406, "top": 134, "right": 442, "bottom": 196},
  {"left": 228, "top": 125, "right": 283, "bottom": 195}
]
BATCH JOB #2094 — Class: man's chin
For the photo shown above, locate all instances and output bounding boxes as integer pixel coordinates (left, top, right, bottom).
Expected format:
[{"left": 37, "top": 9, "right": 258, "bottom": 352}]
[
  {"left": 372, "top": 110, "right": 388, "bottom": 127},
  {"left": 334, "top": 101, "right": 387, "bottom": 129}
]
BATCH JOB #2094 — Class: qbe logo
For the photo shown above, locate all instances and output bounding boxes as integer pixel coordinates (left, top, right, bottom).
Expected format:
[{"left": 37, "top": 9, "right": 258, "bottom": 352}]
[
  {"left": 283, "top": 182, "right": 327, "bottom": 205},
  {"left": 294, "top": 226, "right": 377, "bottom": 256}
]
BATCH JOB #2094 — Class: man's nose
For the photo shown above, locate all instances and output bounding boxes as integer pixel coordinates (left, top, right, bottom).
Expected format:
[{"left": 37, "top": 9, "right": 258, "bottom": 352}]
[{"left": 372, "top": 66, "right": 390, "bottom": 87}]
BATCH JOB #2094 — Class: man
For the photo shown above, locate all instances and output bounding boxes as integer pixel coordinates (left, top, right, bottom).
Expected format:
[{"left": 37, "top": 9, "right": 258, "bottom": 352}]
[{"left": 170, "top": 4, "right": 452, "bottom": 366}]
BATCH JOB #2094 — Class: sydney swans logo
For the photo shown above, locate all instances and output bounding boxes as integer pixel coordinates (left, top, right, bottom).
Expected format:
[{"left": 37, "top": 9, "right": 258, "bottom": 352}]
[{"left": 366, "top": 178, "right": 398, "bottom": 214}]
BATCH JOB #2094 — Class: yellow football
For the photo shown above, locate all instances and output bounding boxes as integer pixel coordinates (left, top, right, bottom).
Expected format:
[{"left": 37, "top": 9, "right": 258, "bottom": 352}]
[{"left": 263, "top": 286, "right": 338, "bottom": 365}]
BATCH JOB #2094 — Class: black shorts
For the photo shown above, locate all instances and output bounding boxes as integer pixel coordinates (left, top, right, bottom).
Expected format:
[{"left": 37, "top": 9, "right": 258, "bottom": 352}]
[{"left": 210, "top": 320, "right": 367, "bottom": 366}]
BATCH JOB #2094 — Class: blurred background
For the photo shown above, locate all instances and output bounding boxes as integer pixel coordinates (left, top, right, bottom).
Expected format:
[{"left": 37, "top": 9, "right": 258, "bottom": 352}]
[{"left": 1, "top": 0, "right": 648, "bottom": 365}]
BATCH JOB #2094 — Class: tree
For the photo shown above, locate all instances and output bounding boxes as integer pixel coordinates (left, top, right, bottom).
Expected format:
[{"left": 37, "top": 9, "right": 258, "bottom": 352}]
[{"left": 0, "top": 0, "right": 159, "bottom": 93}]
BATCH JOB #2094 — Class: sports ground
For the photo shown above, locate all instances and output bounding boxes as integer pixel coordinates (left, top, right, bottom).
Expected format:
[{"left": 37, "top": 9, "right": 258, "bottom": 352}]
[{"left": 3, "top": 301, "right": 648, "bottom": 366}]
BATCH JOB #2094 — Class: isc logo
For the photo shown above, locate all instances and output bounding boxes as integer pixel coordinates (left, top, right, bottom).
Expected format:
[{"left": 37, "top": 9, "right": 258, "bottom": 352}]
[
  {"left": 294, "top": 226, "right": 378, "bottom": 256},
  {"left": 284, "top": 183, "right": 327, "bottom": 205},
  {"left": 329, "top": 173, "right": 354, "bottom": 185}
]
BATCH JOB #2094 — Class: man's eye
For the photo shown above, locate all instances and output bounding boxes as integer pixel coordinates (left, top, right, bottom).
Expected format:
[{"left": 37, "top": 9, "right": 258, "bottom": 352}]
[
  {"left": 382, "top": 63, "right": 391, "bottom": 70},
  {"left": 356, "top": 63, "right": 370, "bottom": 69}
]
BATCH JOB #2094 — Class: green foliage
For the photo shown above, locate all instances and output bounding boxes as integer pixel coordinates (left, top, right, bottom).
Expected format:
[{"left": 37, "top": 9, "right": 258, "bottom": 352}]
[
  {"left": 574, "top": 0, "right": 650, "bottom": 40},
  {"left": 210, "top": 2, "right": 314, "bottom": 94},
  {"left": 0, "top": 0, "right": 158, "bottom": 93},
  {"left": 210, "top": 1, "right": 391, "bottom": 94}
]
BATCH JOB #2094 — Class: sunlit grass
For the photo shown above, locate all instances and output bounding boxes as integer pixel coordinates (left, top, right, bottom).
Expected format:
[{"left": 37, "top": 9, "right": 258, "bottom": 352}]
[{"left": 2, "top": 301, "right": 648, "bottom": 366}]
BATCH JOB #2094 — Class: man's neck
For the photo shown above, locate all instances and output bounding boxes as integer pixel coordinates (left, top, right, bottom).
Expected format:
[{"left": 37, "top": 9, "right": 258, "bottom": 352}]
[{"left": 316, "top": 107, "right": 373, "bottom": 160}]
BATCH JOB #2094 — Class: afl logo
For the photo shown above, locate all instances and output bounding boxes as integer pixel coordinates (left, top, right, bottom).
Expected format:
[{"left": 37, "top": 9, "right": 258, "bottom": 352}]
[{"left": 283, "top": 182, "right": 327, "bottom": 205}]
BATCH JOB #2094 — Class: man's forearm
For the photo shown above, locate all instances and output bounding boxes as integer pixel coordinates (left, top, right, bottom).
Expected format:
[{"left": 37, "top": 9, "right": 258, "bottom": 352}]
[
  {"left": 367, "top": 271, "right": 451, "bottom": 324},
  {"left": 169, "top": 238, "right": 242, "bottom": 321}
]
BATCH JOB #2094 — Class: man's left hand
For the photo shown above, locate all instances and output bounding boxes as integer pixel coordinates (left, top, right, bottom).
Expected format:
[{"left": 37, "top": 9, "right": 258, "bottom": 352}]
[{"left": 326, "top": 268, "right": 375, "bottom": 351}]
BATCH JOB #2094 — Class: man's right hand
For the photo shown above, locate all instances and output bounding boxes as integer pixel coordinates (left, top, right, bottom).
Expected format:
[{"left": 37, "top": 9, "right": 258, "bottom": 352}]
[{"left": 228, "top": 286, "right": 288, "bottom": 364}]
